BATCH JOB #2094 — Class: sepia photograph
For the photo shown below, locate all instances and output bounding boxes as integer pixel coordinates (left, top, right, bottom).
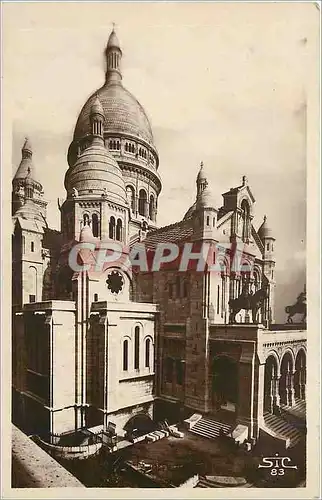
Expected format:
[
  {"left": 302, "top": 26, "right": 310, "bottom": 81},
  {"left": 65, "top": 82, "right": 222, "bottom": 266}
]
[{"left": 1, "top": 1, "right": 320, "bottom": 498}]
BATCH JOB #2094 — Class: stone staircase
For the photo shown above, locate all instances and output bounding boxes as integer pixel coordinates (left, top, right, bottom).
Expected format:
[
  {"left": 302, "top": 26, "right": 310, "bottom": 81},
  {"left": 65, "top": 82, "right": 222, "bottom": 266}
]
[
  {"left": 189, "top": 416, "right": 231, "bottom": 440},
  {"left": 263, "top": 412, "right": 304, "bottom": 448},
  {"left": 281, "top": 398, "right": 306, "bottom": 421}
]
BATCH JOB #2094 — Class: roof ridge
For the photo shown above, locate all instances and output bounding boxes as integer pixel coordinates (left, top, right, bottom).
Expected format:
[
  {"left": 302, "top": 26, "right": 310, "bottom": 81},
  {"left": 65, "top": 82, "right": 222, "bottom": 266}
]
[{"left": 146, "top": 219, "right": 186, "bottom": 236}]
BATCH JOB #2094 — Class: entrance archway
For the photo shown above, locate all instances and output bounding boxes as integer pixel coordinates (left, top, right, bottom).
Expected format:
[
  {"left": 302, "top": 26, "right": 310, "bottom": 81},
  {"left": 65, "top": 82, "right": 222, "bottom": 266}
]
[
  {"left": 123, "top": 413, "right": 155, "bottom": 439},
  {"left": 212, "top": 355, "right": 238, "bottom": 411}
]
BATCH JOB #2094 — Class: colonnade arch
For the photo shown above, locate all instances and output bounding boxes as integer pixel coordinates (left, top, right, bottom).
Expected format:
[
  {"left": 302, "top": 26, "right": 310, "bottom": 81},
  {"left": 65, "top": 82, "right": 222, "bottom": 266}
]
[{"left": 263, "top": 348, "right": 306, "bottom": 414}]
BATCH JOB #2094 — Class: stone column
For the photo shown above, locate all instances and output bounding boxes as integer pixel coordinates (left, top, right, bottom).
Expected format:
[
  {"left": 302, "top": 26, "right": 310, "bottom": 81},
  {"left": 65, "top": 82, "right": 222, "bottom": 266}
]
[
  {"left": 237, "top": 343, "right": 256, "bottom": 439},
  {"left": 300, "top": 367, "right": 306, "bottom": 400},
  {"left": 287, "top": 369, "right": 295, "bottom": 407},
  {"left": 272, "top": 376, "right": 281, "bottom": 413}
]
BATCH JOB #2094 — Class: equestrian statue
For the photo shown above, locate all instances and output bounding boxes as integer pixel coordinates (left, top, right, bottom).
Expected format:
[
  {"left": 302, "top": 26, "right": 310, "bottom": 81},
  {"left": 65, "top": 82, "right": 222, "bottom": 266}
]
[
  {"left": 285, "top": 287, "right": 306, "bottom": 324},
  {"left": 228, "top": 275, "right": 270, "bottom": 324}
]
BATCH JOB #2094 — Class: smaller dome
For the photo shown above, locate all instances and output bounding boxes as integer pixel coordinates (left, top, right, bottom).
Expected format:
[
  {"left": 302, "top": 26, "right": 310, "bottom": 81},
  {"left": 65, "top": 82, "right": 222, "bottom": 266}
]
[
  {"left": 13, "top": 138, "right": 42, "bottom": 190},
  {"left": 197, "top": 186, "right": 216, "bottom": 209},
  {"left": 196, "top": 162, "right": 207, "bottom": 183},
  {"left": 258, "top": 215, "right": 274, "bottom": 240},
  {"left": 65, "top": 140, "right": 127, "bottom": 204},
  {"left": 107, "top": 29, "right": 121, "bottom": 50},
  {"left": 13, "top": 199, "right": 45, "bottom": 224}
]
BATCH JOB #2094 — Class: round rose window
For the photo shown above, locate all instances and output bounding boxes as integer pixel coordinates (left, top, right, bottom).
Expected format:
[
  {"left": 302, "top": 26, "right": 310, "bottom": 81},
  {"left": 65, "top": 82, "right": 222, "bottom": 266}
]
[{"left": 106, "top": 270, "right": 124, "bottom": 294}]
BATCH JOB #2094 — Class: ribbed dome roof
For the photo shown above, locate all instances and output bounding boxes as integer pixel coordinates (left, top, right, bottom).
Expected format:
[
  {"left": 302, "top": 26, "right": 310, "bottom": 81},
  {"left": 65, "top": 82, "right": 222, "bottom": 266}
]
[
  {"left": 65, "top": 139, "right": 127, "bottom": 204},
  {"left": 13, "top": 199, "right": 45, "bottom": 224},
  {"left": 196, "top": 186, "right": 216, "bottom": 209},
  {"left": 73, "top": 83, "right": 154, "bottom": 146}
]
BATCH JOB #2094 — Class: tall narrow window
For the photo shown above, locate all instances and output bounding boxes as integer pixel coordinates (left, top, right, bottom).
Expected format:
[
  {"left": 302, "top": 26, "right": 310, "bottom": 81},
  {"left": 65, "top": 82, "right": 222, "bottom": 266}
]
[
  {"left": 217, "top": 284, "right": 220, "bottom": 315},
  {"left": 116, "top": 219, "right": 122, "bottom": 241},
  {"left": 149, "top": 195, "right": 155, "bottom": 220},
  {"left": 168, "top": 283, "right": 173, "bottom": 299},
  {"left": 206, "top": 216, "right": 210, "bottom": 226},
  {"left": 134, "top": 326, "right": 140, "bottom": 369},
  {"left": 92, "top": 213, "right": 99, "bottom": 237},
  {"left": 123, "top": 340, "right": 128, "bottom": 371},
  {"left": 138, "top": 189, "right": 147, "bottom": 217},
  {"left": 183, "top": 280, "right": 188, "bottom": 298},
  {"left": 109, "top": 216, "right": 115, "bottom": 239},
  {"left": 145, "top": 338, "right": 151, "bottom": 368},
  {"left": 126, "top": 185, "right": 135, "bottom": 212},
  {"left": 31, "top": 241, "right": 34, "bottom": 252},
  {"left": 241, "top": 199, "right": 250, "bottom": 242},
  {"left": 83, "top": 213, "right": 90, "bottom": 226}
]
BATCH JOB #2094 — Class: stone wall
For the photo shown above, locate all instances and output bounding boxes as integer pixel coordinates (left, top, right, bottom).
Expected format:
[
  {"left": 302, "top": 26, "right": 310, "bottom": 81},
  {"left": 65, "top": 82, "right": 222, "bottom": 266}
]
[{"left": 11, "top": 425, "right": 83, "bottom": 488}]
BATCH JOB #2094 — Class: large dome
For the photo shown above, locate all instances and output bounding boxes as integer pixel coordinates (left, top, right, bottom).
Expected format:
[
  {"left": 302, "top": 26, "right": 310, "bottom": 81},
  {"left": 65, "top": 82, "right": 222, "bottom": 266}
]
[{"left": 73, "top": 83, "right": 154, "bottom": 147}]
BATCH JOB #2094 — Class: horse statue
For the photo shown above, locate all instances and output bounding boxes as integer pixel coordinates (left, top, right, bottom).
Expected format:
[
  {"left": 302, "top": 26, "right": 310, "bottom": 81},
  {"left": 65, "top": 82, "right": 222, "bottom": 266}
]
[
  {"left": 229, "top": 277, "right": 270, "bottom": 324},
  {"left": 285, "top": 289, "right": 306, "bottom": 324}
]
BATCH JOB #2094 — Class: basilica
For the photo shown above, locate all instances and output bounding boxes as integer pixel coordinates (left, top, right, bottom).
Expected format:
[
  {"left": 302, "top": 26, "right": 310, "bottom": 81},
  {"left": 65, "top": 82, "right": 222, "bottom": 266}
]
[{"left": 12, "top": 29, "right": 306, "bottom": 454}]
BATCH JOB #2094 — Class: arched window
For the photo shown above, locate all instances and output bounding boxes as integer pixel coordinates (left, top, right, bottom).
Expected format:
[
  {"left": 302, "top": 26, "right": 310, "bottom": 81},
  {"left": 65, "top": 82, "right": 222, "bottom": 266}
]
[
  {"left": 83, "top": 213, "right": 90, "bottom": 227},
  {"left": 138, "top": 189, "right": 147, "bottom": 217},
  {"left": 149, "top": 195, "right": 155, "bottom": 220},
  {"left": 145, "top": 338, "right": 151, "bottom": 368},
  {"left": 134, "top": 326, "right": 140, "bottom": 369},
  {"left": 126, "top": 186, "right": 135, "bottom": 212},
  {"left": 28, "top": 266, "right": 37, "bottom": 301},
  {"left": 116, "top": 219, "right": 122, "bottom": 241},
  {"left": 241, "top": 199, "right": 250, "bottom": 242},
  {"left": 123, "top": 340, "right": 129, "bottom": 371},
  {"left": 92, "top": 213, "right": 99, "bottom": 237},
  {"left": 109, "top": 216, "right": 115, "bottom": 239}
]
